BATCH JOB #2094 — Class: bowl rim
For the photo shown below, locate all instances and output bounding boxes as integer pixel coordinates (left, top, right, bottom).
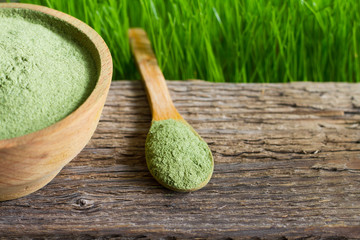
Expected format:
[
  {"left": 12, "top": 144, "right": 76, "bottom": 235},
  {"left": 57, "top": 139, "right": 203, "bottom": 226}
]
[{"left": 0, "top": 3, "right": 113, "bottom": 147}]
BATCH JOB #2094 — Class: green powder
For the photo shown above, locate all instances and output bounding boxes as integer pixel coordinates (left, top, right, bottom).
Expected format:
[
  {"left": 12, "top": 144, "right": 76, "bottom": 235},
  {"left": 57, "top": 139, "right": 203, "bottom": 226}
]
[
  {"left": 0, "top": 9, "right": 97, "bottom": 140},
  {"left": 145, "top": 119, "right": 213, "bottom": 190}
]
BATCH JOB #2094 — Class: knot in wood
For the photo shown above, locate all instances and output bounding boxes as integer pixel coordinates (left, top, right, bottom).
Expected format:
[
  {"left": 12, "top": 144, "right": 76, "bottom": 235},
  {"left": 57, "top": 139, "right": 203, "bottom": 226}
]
[{"left": 76, "top": 198, "right": 94, "bottom": 208}]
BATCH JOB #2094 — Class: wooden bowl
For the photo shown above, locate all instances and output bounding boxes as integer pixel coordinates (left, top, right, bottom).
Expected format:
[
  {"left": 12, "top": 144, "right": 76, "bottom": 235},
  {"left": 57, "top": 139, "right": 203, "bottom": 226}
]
[{"left": 0, "top": 3, "right": 113, "bottom": 201}]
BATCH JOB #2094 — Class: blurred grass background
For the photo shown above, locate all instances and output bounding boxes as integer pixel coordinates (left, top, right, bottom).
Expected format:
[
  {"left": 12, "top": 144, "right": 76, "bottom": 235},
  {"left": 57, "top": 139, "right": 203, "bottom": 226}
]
[{"left": 18, "top": 0, "right": 360, "bottom": 82}]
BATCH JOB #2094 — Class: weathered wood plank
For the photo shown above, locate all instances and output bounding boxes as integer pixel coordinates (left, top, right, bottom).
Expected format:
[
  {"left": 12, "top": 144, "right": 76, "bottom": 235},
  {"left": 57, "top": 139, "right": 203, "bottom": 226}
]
[{"left": 1, "top": 81, "right": 359, "bottom": 239}]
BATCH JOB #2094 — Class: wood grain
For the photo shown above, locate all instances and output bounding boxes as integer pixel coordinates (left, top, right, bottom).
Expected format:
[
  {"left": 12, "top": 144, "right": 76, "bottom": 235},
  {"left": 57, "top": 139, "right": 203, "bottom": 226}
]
[{"left": 1, "top": 81, "right": 359, "bottom": 239}]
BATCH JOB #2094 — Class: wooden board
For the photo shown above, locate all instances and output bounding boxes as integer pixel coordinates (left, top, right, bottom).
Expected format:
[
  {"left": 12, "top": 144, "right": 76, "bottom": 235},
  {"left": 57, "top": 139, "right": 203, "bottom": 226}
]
[{"left": 1, "top": 81, "right": 360, "bottom": 239}]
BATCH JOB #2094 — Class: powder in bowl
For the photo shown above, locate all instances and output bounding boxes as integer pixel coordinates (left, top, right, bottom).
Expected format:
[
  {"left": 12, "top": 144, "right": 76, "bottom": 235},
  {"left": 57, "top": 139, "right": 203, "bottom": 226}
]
[{"left": 0, "top": 8, "right": 97, "bottom": 140}]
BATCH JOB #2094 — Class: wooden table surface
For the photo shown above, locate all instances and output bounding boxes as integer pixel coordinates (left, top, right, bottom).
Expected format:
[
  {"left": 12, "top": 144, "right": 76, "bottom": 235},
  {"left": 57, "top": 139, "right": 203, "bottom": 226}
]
[{"left": 1, "top": 81, "right": 360, "bottom": 239}]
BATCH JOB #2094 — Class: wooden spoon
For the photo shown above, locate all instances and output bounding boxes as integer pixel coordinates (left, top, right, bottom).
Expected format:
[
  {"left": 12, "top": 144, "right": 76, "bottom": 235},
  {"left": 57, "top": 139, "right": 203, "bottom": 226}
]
[{"left": 129, "top": 28, "right": 214, "bottom": 192}]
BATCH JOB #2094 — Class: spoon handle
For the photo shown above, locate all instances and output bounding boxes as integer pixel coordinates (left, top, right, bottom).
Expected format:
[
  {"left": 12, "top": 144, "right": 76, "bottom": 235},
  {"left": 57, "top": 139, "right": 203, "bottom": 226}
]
[{"left": 129, "top": 28, "right": 181, "bottom": 121}]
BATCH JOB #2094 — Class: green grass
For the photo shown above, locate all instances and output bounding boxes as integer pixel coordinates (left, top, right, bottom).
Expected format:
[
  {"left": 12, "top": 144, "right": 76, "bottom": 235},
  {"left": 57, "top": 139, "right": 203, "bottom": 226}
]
[{"left": 18, "top": 0, "right": 360, "bottom": 82}]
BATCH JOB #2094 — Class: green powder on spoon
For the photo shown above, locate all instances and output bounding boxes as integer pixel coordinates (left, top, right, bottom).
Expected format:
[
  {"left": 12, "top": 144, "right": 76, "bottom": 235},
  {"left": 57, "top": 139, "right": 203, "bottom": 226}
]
[
  {"left": 0, "top": 9, "right": 97, "bottom": 140},
  {"left": 145, "top": 119, "right": 213, "bottom": 191}
]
